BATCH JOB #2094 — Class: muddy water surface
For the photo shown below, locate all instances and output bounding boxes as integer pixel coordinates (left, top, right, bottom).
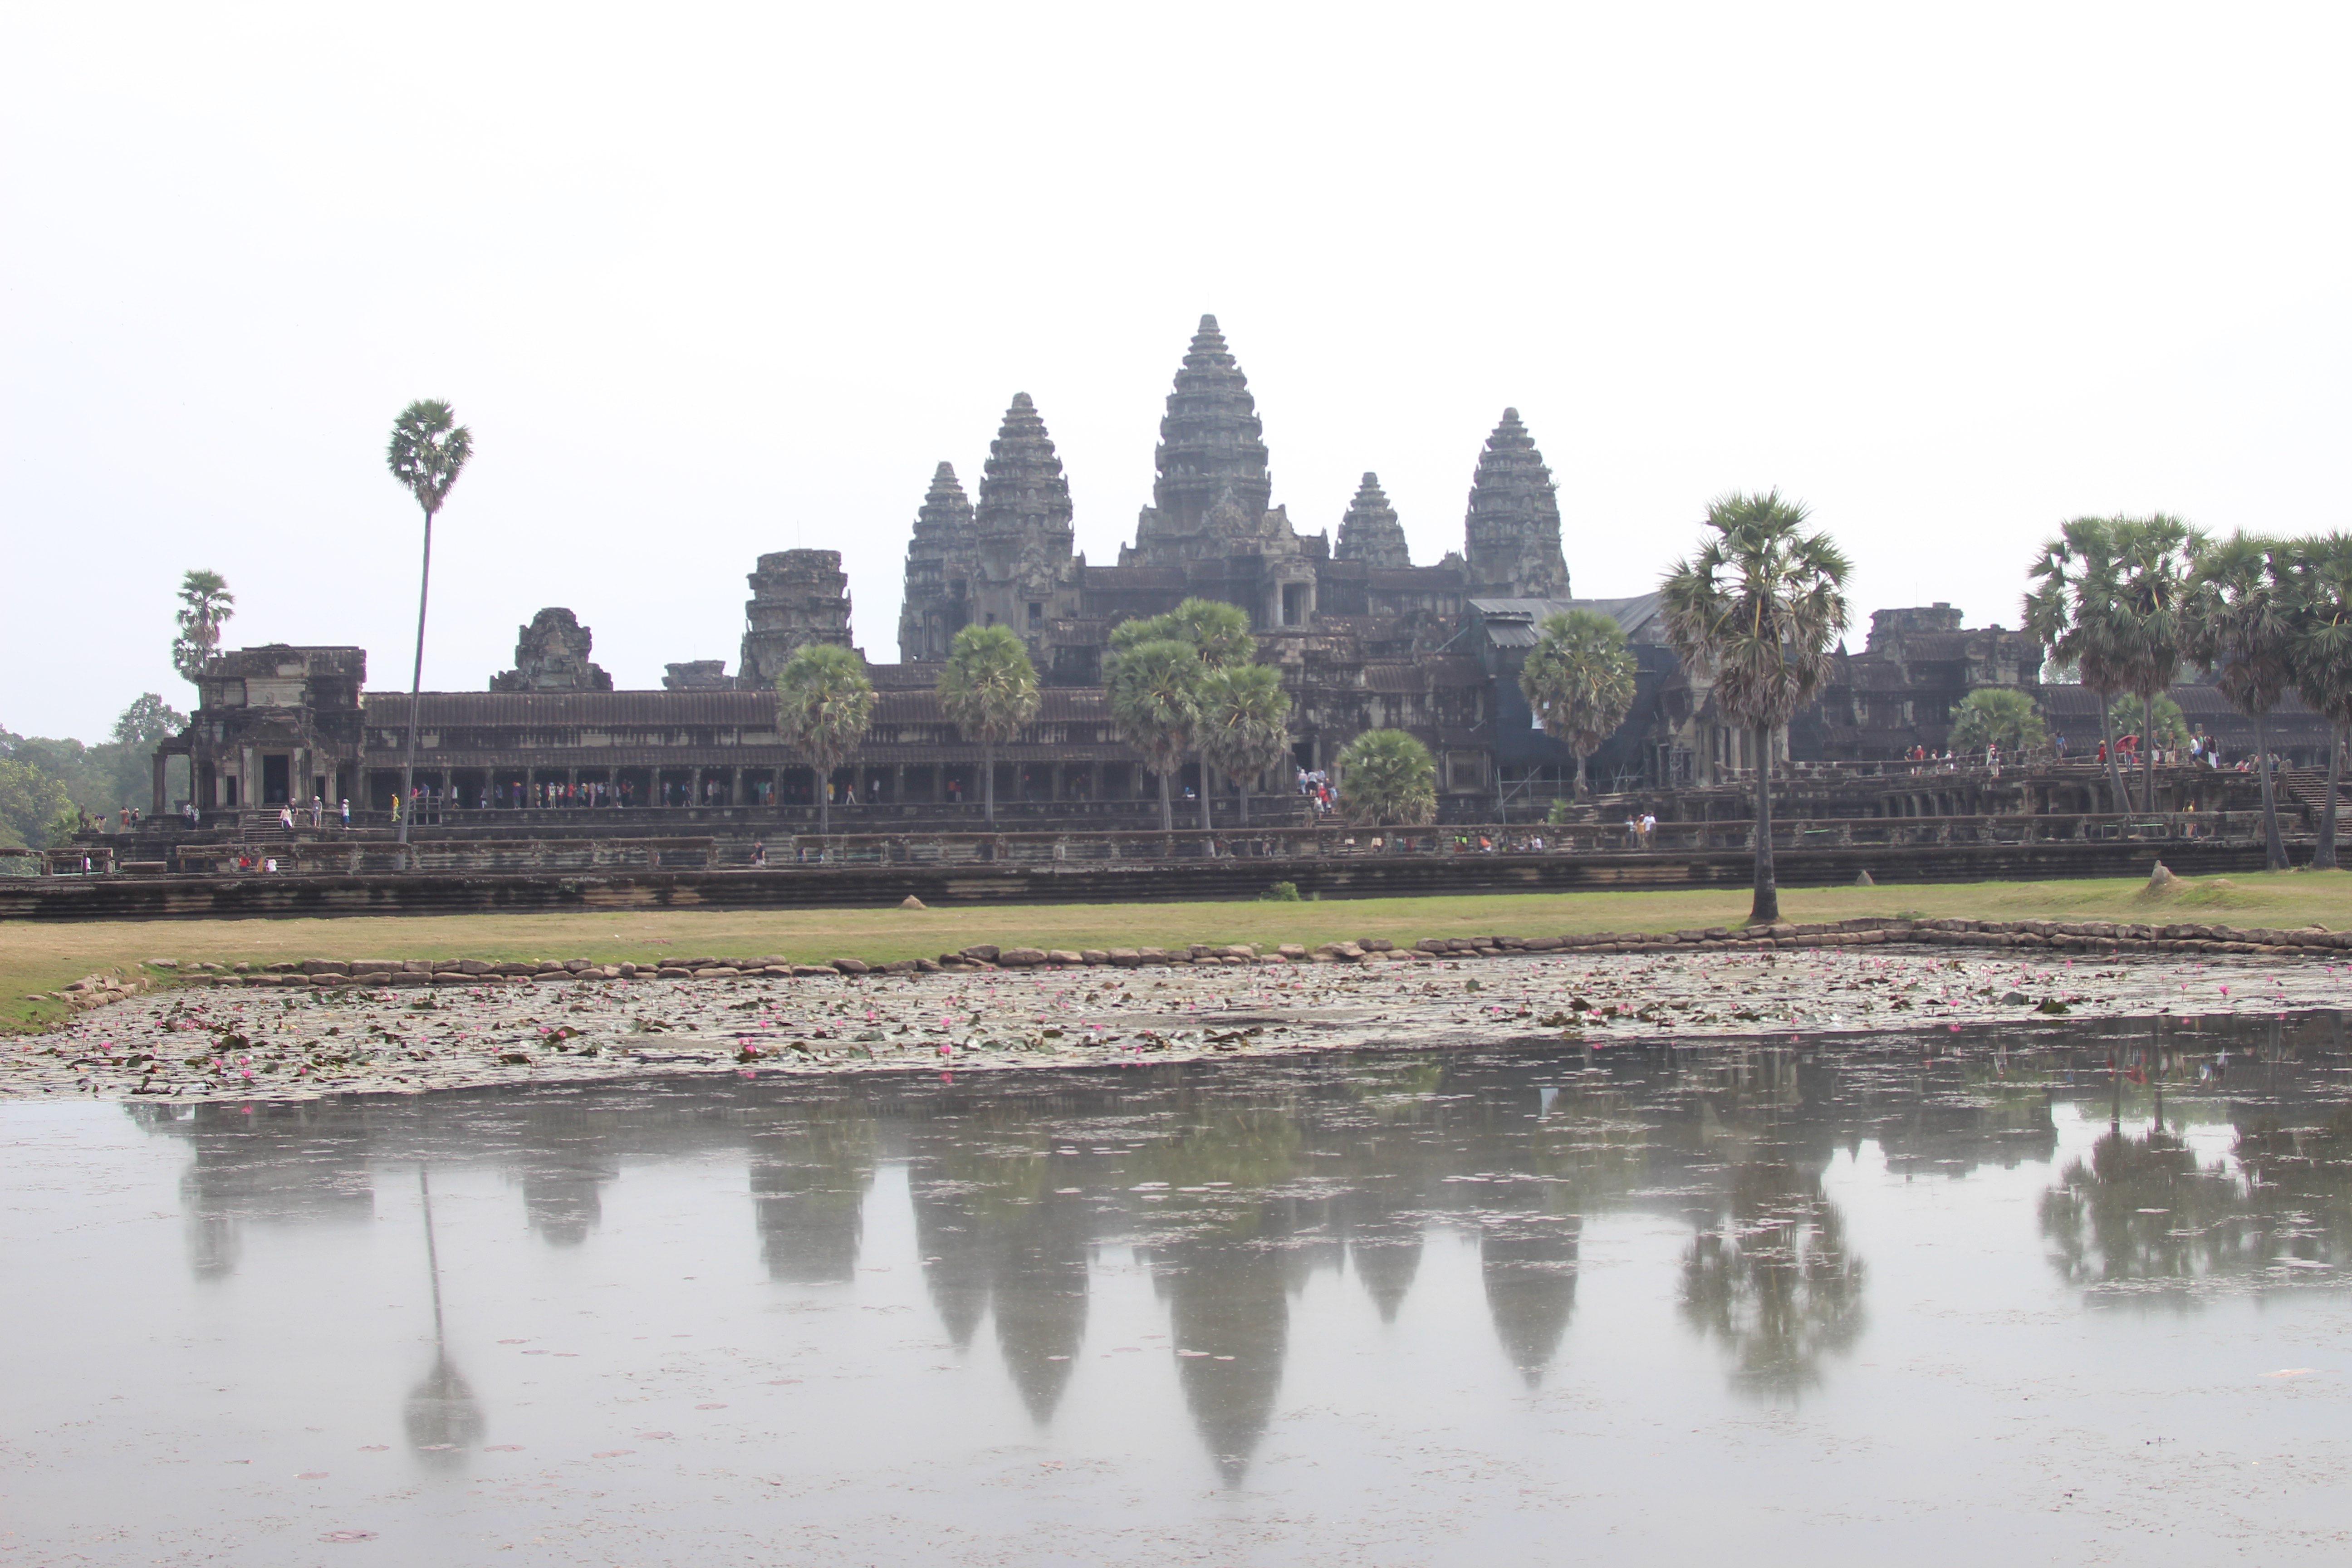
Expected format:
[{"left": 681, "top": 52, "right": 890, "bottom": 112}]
[{"left": 5, "top": 1014, "right": 2349, "bottom": 1565}]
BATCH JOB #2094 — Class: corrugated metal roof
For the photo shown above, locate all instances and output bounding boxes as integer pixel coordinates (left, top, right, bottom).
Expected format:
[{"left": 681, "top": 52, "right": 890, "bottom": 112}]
[{"left": 1470, "top": 593, "right": 1664, "bottom": 639}]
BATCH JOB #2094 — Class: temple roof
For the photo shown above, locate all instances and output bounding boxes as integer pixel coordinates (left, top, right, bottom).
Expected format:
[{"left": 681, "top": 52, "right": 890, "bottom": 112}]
[
  {"left": 1464, "top": 409, "right": 1568, "bottom": 598},
  {"left": 976, "top": 394, "right": 1073, "bottom": 539},
  {"left": 1148, "top": 313, "right": 1273, "bottom": 539},
  {"left": 1335, "top": 472, "right": 1411, "bottom": 568}
]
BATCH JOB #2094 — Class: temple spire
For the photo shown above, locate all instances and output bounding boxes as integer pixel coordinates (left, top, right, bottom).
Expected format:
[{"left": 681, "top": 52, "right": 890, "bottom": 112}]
[
  {"left": 1463, "top": 408, "right": 1568, "bottom": 599},
  {"left": 898, "top": 461, "right": 979, "bottom": 662},
  {"left": 976, "top": 393, "right": 1073, "bottom": 544},
  {"left": 1144, "top": 314, "right": 1274, "bottom": 548},
  {"left": 1335, "top": 472, "right": 1411, "bottom": 568}
]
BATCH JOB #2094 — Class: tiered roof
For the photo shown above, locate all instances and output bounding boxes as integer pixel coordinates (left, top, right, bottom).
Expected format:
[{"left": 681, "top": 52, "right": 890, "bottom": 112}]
[
  {"left": 1150, "top": 313, "right": 1273, "bottom": 536},
  {"left": 1335, "top": 472, "right": 1411, "bottom": 568},
  {"left": 975, "top": 393, "right": 1073, "bottom": 545},
  {"left": 1463, "top": 408, "right": 1568, "bottom": 599}
]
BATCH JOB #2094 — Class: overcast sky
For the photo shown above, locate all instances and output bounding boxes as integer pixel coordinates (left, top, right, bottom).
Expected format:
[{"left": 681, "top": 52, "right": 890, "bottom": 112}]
[{"left": 5, "top": 3, "right": 2348, "bottom": 739}]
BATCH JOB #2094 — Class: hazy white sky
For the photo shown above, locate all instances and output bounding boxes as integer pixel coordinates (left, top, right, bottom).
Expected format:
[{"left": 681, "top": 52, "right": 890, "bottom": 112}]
[{"left": 5, "top": 3, "right": 2348, "bottom": 739}]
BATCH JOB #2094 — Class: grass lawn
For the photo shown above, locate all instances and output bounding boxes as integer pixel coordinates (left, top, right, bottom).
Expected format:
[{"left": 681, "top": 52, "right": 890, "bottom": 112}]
[{"left": 9, "top": 869, "right": 2351, "bottom": 1035}]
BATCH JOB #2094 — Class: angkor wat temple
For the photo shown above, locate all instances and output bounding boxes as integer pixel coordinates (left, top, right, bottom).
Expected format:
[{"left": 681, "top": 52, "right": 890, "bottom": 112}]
[{"left": 167, "top": 314, "right": 2294, "bottom": 825}]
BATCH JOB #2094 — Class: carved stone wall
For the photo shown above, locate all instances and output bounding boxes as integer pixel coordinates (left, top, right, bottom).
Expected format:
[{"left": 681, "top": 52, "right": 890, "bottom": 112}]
[
  {"left": 737, "top": 549, "right": 856, "bottom": 687},
  {"left": 490, "top": 608, "right": 612, "bottom": 693}
]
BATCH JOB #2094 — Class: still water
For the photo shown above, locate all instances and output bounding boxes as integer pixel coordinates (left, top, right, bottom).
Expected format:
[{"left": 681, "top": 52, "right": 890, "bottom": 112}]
[{"left": 6, "top": 1015, "right": 2349, "bottom": 1565}]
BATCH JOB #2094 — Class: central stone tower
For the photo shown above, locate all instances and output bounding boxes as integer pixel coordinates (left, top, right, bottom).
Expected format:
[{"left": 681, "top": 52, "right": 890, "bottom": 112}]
[
  {"left": 1122, "top": 316, "right": 1319, "bottom": 627},
  {"left": 1128, "top": 314, "right": 1278, "bottom": 560},
  {"left": 1462, "top": 408, "right": 1569, "bottom": 600}
]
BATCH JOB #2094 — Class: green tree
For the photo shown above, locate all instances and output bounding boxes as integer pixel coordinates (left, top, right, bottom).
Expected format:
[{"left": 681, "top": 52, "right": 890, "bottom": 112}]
[
  {"left": 1107, "top": 599, "right": 1256, "bottom": 830},
  {"left": 2283, "top": 533, "right": 2352, "bottom": 868},
  {"left": 1519, "top": 610, "right": 1637, "bottom": 799},
  {"left": 2186, "top": 531, "right": 2295, "bottom": 869},
  {"left": 2024, "top": 519, "right": 2132, "bottom": 810},
  {"left": 109, "top": 693, "right": 189, "bottom": 811},
  {"left": 386, "top": 400, "right": 474, "bottom": 847},
  {"left": 2111, "top": 514, "right": 2201, "bottom": 812},
  {"left": 936, "top": 625, "right": 1040, "bottom": 824},
  {"left": 772, "top": 644, "right": 876, "bottom": 839},
  {"left": 1947, "top": 688, "right": 2047, "bottom": 755},
  {"left": 0, "top": 756, "right": 74, "bottom": 850},
  {"left": 1659, "top": 490, "right": 1852, "bottom": 927},
  {"left": 1106, "top": 638, "right": 1201, "bottom": 832},
  {"left": 2107, "top": 693, "right": 2190, "bottom": 750},
  {"left": 1335, "top": 729, "right": 1437, "bottom": 826},
  {"left": 1196, "top": 664, "right": 1292, "bottom": 827},
  {"left": 171, "top": 570, "right": 235, "bottom": 684}
]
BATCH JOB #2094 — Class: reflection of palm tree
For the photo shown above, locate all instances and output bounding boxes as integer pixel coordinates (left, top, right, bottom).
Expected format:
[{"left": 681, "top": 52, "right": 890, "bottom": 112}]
[
  {"left": 405, "top": 1169, "right": 485, "bottom": 1465},
  {"left": 2040, "top": 1121, "right": 2279, "bottom": 1296},
  {"left": 1680, "top": 1161, "right": 1864, "bottom": 1397}
]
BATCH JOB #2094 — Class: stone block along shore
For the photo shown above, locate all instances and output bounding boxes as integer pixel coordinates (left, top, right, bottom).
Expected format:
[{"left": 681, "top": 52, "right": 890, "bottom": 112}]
[{"left": 14, "top": 915, "right": 2352, "bottom": 1101}]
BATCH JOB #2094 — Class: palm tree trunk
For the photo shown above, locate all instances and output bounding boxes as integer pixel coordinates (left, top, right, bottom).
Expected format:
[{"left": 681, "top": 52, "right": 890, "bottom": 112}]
[
  {"left": 817, "top": 765, "right": 831, "bottom": 838},
  {"left": 2314, "top": 729, "right": 2333, "bottom": 879},
  {"left": 1235, "top": 774, "right": 1250, "bottom": 828},
  {"left": 2140, "top": 696, "right": 2157, "bottom": 813},
  {"left": 1157, "top": 768, "right": 1174, "bottom": 833},
  {"left": 1197, "top": 755, "right": 1211, "bottom": 833},
  {"left": 1573, "top": 750, "right": 1588, "bottom": 801},
  {"left": 2254, "top": 710, "right": 2286, "bottom": 871},
  {"left": 397, "top": 505, "right": 435, "bottom": 854},
  {"left": 982, "top": 741, "right": 996, "bottom": 825},
  {"left": 2098, "top": 693, "right": 2124, "bottom": 812},
  {"left": 1749, "top": 723, "right": 1779, "bottom": 926}
]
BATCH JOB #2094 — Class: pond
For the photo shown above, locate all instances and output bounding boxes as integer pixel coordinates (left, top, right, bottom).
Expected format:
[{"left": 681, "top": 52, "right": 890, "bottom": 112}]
[{"left": 6, "top": 1014, "right": 2348, "bottom": 1564}]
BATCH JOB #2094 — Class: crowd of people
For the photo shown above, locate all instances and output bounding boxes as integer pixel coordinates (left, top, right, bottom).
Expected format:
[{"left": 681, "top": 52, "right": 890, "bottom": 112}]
[{"left": 1295, "top": 768, "right": 1337, "bottom": 816}]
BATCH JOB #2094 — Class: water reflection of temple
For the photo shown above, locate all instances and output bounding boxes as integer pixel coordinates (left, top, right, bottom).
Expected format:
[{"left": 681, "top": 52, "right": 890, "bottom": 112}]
[{"left": 124, "top": 1012, "right": 2352, "bottom": 1478}]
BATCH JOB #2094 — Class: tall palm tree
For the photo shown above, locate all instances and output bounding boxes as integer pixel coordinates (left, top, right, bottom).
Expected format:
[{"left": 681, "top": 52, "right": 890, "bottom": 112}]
[
  {"left": 1659, "top": 490, "right": 1851, "bottom": 927},
  {"left": 2284, "top": 533, "right": 2352, "bottom": 868},
  {"left": 1335, "top": 729, "right": 1437, "bottom": 826},
  {"left": 1519, "top": 609, "right": 1638, "bottom": 800},
  {"left": 1106, "top": 638, "right": 1200, "bottom": 832},
  {"left": 2110, "top": 514, "right": 2201, "bottom": 813},
  {"left": 772, "top": 644, "right": 875, "bottom": 839},
  {"left": 171, "top": 569, "right": 235, "bottom": 685},
  {"left": 2023, "top": 518, "right": 2131, "bottom": 809},
  {"left": 936, "top": 624, "right": 1040, "bottom": 824},
  {"left": 1108, "top": 599, "right": 1256, "bottom": 830},
  {"left": 1196, "top": 663, "right": 1292, "bottom": 827},
  {"left": 385, "top": 400, "right": 474, "bottom": 847},
  {"left": 2188, "top": 532, "right": 2297, "bottom": 869}
]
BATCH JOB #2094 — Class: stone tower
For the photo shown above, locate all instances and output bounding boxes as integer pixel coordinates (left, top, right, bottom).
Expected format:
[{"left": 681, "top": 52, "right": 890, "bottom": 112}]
[
  {"left": 897, "top": 461, "right": 978, "bottom": 662},
  {"left": 1334, "top": 473, "right": 1411, "bottom": 568},
  {"left": 1463, "top": 408, "right": 1568, "bottom": 600},
  {"left": 1127, "top": 314, "right": 1294, "bottom": 565},
  {"left": 490, "top": 607, "right": 613, "bottom": 692},
  {"left": 969, "top": 393, "right": 1081, "bottom": 656},
  {"left": 736, "top": 548, "right": 856, "bottom": 687}
]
